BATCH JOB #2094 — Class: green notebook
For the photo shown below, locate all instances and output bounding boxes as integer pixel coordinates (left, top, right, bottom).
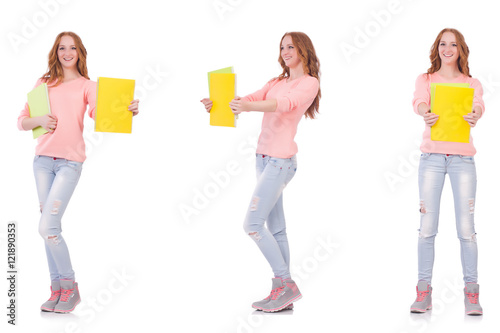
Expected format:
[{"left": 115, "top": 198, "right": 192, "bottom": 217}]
[{"left": 27, "top": 83, "right": 51, "bottom": 139}]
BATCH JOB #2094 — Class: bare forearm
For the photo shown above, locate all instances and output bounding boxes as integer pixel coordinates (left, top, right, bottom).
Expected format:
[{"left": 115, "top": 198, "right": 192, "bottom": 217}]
[
  {"left": 245, "top": 99, "right": 277, "bottom": 112},
  {"left": 417, "top": 102, "right": 429, "bottom": 116},
  {"left": 21, "top": 117, "right": 42, "bottom": 130}
]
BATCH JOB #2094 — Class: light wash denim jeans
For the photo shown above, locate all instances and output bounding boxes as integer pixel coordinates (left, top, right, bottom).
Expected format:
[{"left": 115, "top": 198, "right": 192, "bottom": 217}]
[
  {"left": 417, "top": 153, "right": 478, "bottom": 284},
  {"left": 33, "top": 155, "right": 82, "bottom": 281},
  {"left": 243, "top": 154, "right": 297, "bottom": 280}
]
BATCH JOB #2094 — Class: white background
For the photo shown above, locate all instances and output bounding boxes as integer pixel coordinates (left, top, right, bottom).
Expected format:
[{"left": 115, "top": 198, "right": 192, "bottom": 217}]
[{"left": 1, "top": 0, "right": 500, "bottom": 332}]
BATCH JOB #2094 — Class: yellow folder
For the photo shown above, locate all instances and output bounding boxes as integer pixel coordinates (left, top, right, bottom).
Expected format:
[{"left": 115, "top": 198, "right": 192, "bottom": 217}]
[
  {"left": 430, "top": 82, "right": 469, "bottom": 111},
  {"left": 431, "top": 85, "right": 474, "bottom": 143},
  {"left": 209, "top": 73, "right": 236, "bottom": 127},
  {"left": 27, "top": 83, "right": 51, "bottom": 139},
  {"left": 95, "top": 77, "right": 135, "bottom": 133}
]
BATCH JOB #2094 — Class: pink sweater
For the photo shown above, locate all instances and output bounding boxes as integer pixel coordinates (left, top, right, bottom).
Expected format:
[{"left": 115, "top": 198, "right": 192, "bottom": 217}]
[
  {"left": 18, "top": 77, "right": 97, "bottom": 162},
  {"left": 412, "top": 72, "right": 485, "bottom": 156},
  {"left": 242, "top": 75, "right": 319, "bottom": 158}
]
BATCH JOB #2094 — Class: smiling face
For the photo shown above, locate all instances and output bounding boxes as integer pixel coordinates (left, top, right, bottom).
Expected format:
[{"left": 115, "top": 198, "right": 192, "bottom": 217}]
[
  {"left": 280, "top": 35, "right": 301, "bottom": 69},
  {"left": 57, "top": 35, "right": 78, "bottom": 70},
  {"left": 438, "top": 32, "right": 459, "bottom": 65}
]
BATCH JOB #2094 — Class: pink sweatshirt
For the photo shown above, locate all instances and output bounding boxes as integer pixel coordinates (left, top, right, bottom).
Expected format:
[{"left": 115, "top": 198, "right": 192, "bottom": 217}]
[
  {"left": 18, "top": 77, "right": 97, "bottom": 162},
  {"left": 412, "top": 72, "right": 485, "bottom": 156},
  {"left": 242, "top": 75, "right": 319, "bottom": 158}
]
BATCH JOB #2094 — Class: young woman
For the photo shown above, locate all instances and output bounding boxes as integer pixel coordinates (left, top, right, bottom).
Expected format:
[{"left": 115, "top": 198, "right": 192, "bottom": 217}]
[
  {"left": 17, "top": 32, "right": 139, "bottom": 313},
  {"left": 201, "top": 32, "right": 320, "bottom": 312},
  {"left": 410, "top": 28, "right": 484, "bottom": 315}
]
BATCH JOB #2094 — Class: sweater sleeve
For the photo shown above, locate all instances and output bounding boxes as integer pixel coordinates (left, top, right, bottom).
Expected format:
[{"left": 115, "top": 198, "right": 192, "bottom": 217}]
[
  {"left": 412, "top": 73, "right": 430, "bottom": 115},
  {"left": 85, "top": 80, "right": 97, "bottom": 120},
  {"left": 17, "top": 79, "right": 44, "bottom": 131},
  {"left": 469, "top": 78, "right": 485, "bottom": 117},
  {"left": 241, "top": 80, "right": 274, "bottom": 102},
  {"left": 275, "top": 76, "right": 319, "bottom": 113}
]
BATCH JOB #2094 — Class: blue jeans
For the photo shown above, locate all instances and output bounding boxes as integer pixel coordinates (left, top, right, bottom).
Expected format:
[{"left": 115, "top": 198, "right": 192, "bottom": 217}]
[
  {"left": 417, "top": 153, "right": 478, "bottom": 284},
  {"left": 243, "top": 154, "right": 297, "bottom": 280},
  {"left": 33, "top": 155, "right": 82, "bottom": 281}
]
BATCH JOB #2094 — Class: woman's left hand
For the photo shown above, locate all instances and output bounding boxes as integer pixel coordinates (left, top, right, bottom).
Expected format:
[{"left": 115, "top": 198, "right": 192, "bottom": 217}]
[
  {"left": 463, "top": 106, "right": 482, "bottom": 127},
  {"left": 128, "top": 99, "right": 140, "bottom": 116},
  {"left": 229, "top": 96, "right": 247, "bottom": 115}
]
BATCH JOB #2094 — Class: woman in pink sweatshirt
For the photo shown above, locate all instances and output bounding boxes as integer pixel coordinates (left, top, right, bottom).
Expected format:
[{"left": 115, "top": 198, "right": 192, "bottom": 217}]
[
  {"left": 18, "top": 32, "right": 139, "bottom": 313},
  {"left": 410, "top": 28, "right": 484, "bottom": 315},
  {"left": 201, "top": 32, "right": 320, "bottom": 312}
]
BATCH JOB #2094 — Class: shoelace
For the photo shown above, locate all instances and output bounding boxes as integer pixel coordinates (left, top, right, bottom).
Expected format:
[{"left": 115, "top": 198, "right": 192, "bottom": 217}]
[
  {"left": 270, "top": 286, "right": 285, "bottom": 300},
  {"left": 59, "top": 288, "right": 74, "bottom": 302},
  {"left": 466, "top": 292, "right": 479, "bottom": 304},
  {"left": 416, "top": 290, "right": 429, "bottom": 302},
  {"left": 48, "top": 289, "right": 61, "bottom": 301}
]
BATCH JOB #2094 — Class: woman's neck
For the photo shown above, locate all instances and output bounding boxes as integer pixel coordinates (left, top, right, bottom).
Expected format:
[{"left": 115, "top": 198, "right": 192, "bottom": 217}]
[
  {"left": 61, "top": 67, "right": 82, "bottom": 82},
  {"left": 437, "top": 62, "right": 461, "bottom": 80},
  {"left": 288, "top": 65, "right": 305, "bottom": 81}
]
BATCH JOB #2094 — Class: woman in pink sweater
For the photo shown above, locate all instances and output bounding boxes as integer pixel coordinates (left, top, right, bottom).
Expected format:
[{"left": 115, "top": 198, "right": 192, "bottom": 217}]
[
  {"left": 18, "top": 32, "right": 139, "bottom": 313},
  {"left": 410, "top": 28, "right": 484, "bottom": 315},
  {"left": 201, "top": 32, "right": 320, "bottom": 312}
]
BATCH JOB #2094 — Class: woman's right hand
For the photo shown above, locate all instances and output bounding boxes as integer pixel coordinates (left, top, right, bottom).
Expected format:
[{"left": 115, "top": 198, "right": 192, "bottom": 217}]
[
  {"left": 39, "top": 114, "right": 58, "bottom": 132},
  {"left": 423, "top": 111, "right": 439, "bottom": 126},
  {"left": 200, "top": 98, "right": 212, "bottom": 113},
  {"left": 418, "top": 103, "right": 439, "bottom": 126}
]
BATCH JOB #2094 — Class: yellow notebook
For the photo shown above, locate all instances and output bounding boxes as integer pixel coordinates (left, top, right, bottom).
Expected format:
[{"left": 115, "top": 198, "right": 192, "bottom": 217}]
[
  {"left": 95, "top": 77, "right": 135, "bottom": 133},
  {"left": 431, "top": 85, "right": 474, "bottom": 143},
  {"left": 209, "top": 72, "right": 236, "bottom": 127},
  {"left": 430, "top": 82, "right": 469, "bottom": 111},
  {"left": 27, "top": 83, "right": 51, "bottom": 139}
]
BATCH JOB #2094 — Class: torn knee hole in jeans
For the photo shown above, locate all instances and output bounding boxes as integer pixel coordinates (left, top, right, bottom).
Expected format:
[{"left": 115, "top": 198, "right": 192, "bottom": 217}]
[
  {"left": 51, "top": 200, "right": 62, "bottom": 215},
  {"left": 47, "top": 235, "right": 61, "bottom": 246},
  {"left": 248, "top": 231, "right": 262, "bottom": 242},
  {"left": 419, "top": 200, "right": 426, "bottom": 214}
]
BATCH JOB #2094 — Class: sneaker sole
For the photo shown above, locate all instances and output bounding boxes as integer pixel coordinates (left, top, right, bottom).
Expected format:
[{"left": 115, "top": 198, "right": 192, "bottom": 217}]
[
  {"left": 54, "top": 298, "right": 81, "bottom": 314},
  {"left": 261, "top": 294, "right": 302, "bottom": 313},
  {"left": 253, "top": 303, "right": 294, "bottom": 311},
  {"left": 410, "top": 305, "right": 432, "bottom": 313},
  {"left": 40, "top": 307, "right": 55, "bottom": 312},
  {"left": 466, "top": 310, "right": 483, "bottom": 316}
]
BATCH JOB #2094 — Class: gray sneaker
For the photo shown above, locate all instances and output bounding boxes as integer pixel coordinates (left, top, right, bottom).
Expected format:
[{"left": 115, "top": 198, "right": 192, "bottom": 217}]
[
  {"left": 260, "top": 279, "right": 301, "bottom": 312},
  {"left": 40, "top": 280, "right": 61, "bottom": 312},
  {"left": 410, "top": 281, "right": 432, "bottom": 313},
  {"left": 252, "top": 278, "right": 294, "bottom": 311},
  {"left": 54, "top": 280, "right": 80, "bottom": 313},
  {"left": 464, "top": 283, "right": 483, "bottom": 315}
]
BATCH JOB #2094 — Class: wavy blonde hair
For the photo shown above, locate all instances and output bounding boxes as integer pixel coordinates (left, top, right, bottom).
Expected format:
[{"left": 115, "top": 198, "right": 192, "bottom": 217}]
[
  {"left": 277, "top": 32, "right": 321, "bottom": 119},
  {"left": 41, "top": 31, "right": 89, "bottom": 86}
]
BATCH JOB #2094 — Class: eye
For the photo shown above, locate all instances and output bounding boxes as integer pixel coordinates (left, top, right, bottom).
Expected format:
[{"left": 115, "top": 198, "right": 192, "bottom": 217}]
[
  {"left": 72, "top": 46, "right": 77, "bottom": 50},
  {"left": 59, "top": 47, "right": 64, "bottom": 50},
  {"left": 452, "top": 43, "right": 457, "bottom": 47}
]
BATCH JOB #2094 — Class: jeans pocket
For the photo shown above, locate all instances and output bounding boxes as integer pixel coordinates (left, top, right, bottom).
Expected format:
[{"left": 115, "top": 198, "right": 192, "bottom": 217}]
[
  {"left": 66, "top": 160, "right": 83, "bottom": 174},
  {"left": 420, "top": 153, "right": 432, "bottom": 160},
  {"left": 459, "top": 155, "right": 475, "bottom": 164}
]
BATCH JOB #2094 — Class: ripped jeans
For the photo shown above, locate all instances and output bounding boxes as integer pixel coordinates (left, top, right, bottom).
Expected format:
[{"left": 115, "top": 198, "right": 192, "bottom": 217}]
[
  {"left": 418, "top": 153, "right": 478, "bottom": 284},
  {"left": 33, "top": 155, "right": 82, "bottom": 281},
  {"left": 243, "top": 154, "right": 297, "bottom": 280}
]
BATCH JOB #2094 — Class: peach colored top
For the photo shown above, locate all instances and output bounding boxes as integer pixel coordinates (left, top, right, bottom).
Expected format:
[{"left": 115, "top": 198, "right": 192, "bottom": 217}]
[
  {"left": 18, "top": 77, "right": 97, "bottom": 162},
  {"left": 242, "top": 75, "right": 319, "bottom": 158},
  {"left": 412, "top": 72, "right": 485, "bottom": 156}
]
